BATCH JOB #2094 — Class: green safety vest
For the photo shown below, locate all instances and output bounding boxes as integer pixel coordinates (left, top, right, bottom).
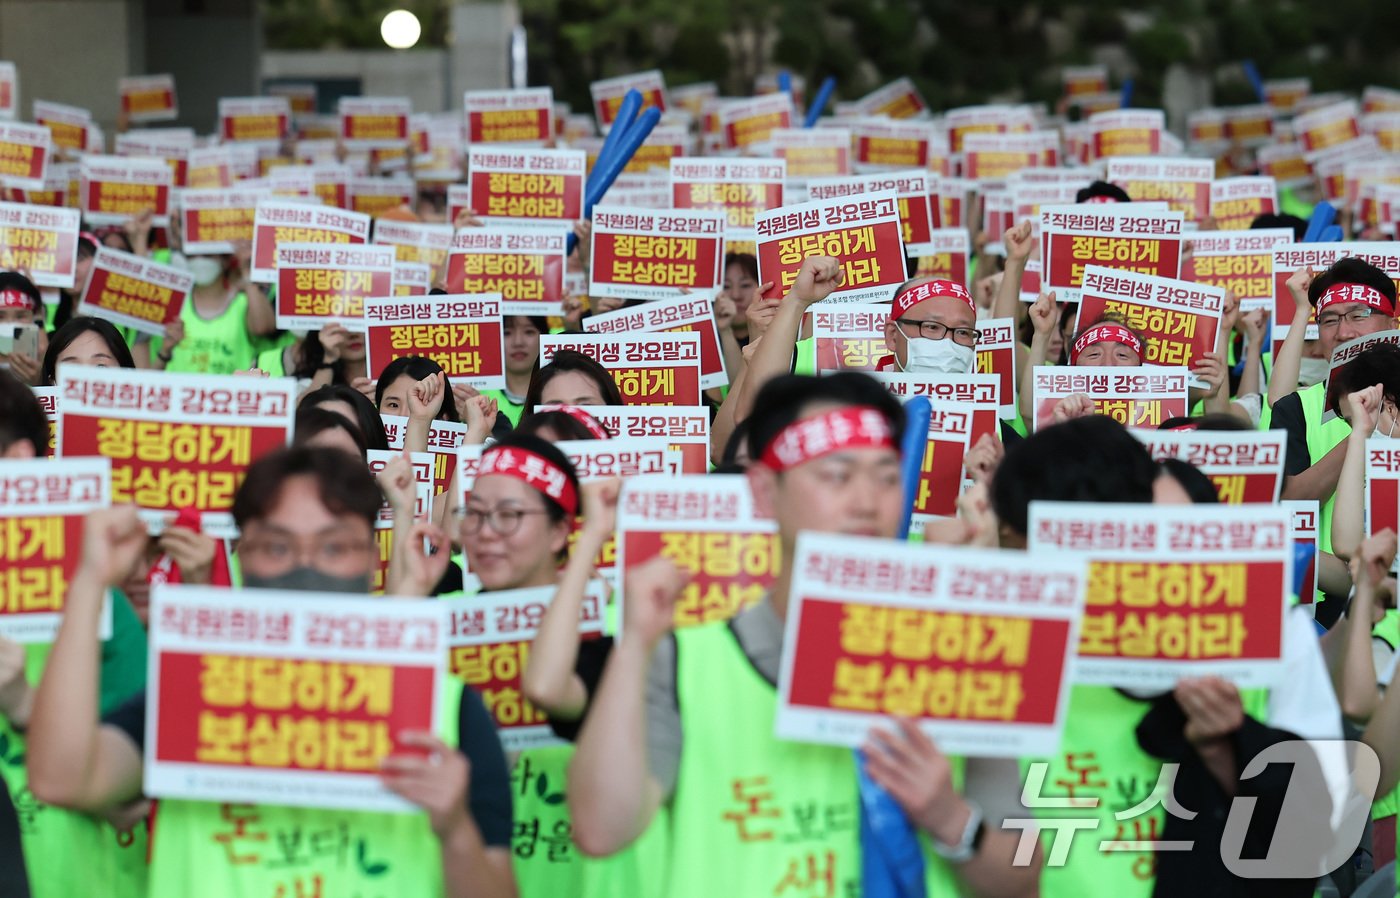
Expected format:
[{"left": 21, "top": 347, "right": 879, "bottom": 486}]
[
  {"left": 669, "top": 620, "right": 964, "bottom": 898},
  {"left": 1, "top": 593, "right": 151, "bottom": 898},
  {"left": 1033, "top": 684, "right": 1271, "bottom": 898},
  {"left": 1374, "top": 613, "right": 1400, "bottom": 822},
  {"left": 1297, "top": 381, "right": 1351, "bottom": 555},
  {"left": 795, "top": 337, "right": 816, "bottom": 376},
  {"left": 480, "top": 389, "right": 525, "bottom": 428},
  {"left": 154, "top": 291, "right": 257, "bottom": 375},
  {"left": 255, "top": 345, "right": 288, "bottom": 378},
  {"left": 440, "top": 582, "right": 663, "bottom": 897},
  {"left": 148, "top": 678, "right": 465, "bottom": 897}
]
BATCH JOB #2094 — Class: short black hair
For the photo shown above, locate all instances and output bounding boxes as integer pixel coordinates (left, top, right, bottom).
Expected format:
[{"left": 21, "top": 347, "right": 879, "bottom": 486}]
[
  {"left": 991, "top": 415, "right": 1157, "bottom": 537},
  {"left": 1331, "top": 343, "right": 1400, "bottom": 412},
  {"left": 1309, "top": 257, "right": 1398, "bottom": 309},
  {"left": 232, "top": 445, "right": 382, "bottom": 530},
  {"left": 42, "top": 316, "right": 136, "bottom": 385},
  {"left": 516, "top": 409, "right": 607, "bottom": 441},
  {"left": 293, "top": 405, "right": 369, "bottom": 457},
  {"left": 0, "top": 370, "right": 46, "bottom": 455},
  {"left": 1250, "top": 213, "right": 1308, "bottom": 241},
  {"left": 1076, "top": 180, "right": 1132, "bottom": 204},
  {"left": 481, "top": 432, "right": 581, "bottom": 523},
  {"left": 298, "top": 384, "right": 390, "bottom": 451},
  {"left": 725, "top": 252, "right": 758, "bottom": 281},
  {"left": 1156, "top": 413, "right": 1251, "bottom": 432},
  {"left": 745, "top": 372, "right": 905, "bottom": 465},
  {"left": 1157, "top": 458, "right": 1221, "bottom": 504},
  {"left": 524, "top": 349, "right": 624, "bottom": 411},
  {"left": 374, "top": 356, "right": 461, "bottom": 422}
]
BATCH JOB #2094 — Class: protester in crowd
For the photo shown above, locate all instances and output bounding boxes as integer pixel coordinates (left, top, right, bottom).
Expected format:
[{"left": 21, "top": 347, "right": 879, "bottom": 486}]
[
  {"left": 40, "top": 316, "right": 136, "bottom": 384},
  {"left": 153, "top": 240, "right": 275, "bottom": 374},
  {"left": 523, "top": 349, "right": 625, "bottom": 410},
  {"left": 0, "top": 371, "right": 151, "bottom": 898},
  {"left": 1270, "top": 259, "right": 1398, "bottom": 617},
  {"left": 252, "top": 323, "right": 356, "bottom": 389},
  {"left": 990, "top": 415, "right": 1347, "bottom": 898},
  {"left": 569, "top": 361, "right": 1040, "bottom": 898},
  {"left": 299, "top": 383, "right": 392, "bottom": 452},
  {"left": 293, "top": 403, "right": 371, "bottom": 458},
  {"left": 0, "top": 271, "right": 48, "bottom": 386},
  {"left": 27, "top": 446, "right": 517, "bottom": 898},
  {"left": 482, "top": 314, "right": 548, "bottom": 427}
]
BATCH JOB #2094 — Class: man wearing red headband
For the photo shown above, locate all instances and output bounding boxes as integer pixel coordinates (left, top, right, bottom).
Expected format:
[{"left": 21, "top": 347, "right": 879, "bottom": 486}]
[
  {"left": 1068, "top": 320, "right": 1144, "bottom": 366},
  {"left": 0, "top": 271, "right": 46, "bottom": 386},
  {"left": 570, "top": 372, "right": 1039, "bottom": 898},
  {"left": 879, "top": 276, "right": 982, "bottom": 374},
  {"left": 1272, "top": 258, "right": 1399, "bottom": 586}
]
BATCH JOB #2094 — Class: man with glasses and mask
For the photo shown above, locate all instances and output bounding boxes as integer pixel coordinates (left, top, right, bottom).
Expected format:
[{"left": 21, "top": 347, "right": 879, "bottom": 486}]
[
  {"left": 877, "top": 277, "right": 982, "bottom": 374},
  {"left": 1271, "top": 258, "right": 1399, "bottom": 584},
  {"left": 26, "top": 446, "right": 518, "bottom": 898}
]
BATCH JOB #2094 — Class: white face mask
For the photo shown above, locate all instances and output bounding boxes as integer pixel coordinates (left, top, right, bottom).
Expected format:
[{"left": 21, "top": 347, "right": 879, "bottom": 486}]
[
  {"left": 901, "top": 335, "right": 976, "bottom": 375},
  {"left": 188, "top": 257, "right": 224, "bottom": 287},
  {"left": 1298, "top": 357, "right": 1329, "bottom": 387}
]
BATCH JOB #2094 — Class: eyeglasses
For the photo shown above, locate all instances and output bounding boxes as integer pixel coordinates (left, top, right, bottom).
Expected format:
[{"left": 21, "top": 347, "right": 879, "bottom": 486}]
[
  {"left": 895, "top": 318, "right": 981, "bottom": 347},
  {"left": 1318, "top": 307, "right": 1377, "bottom": 330},
  {"left": 452, "top": 505, "right": 551, "bottom": 536},
  {"left": 238, "top": 536, "right": 375, "bottom": 573}
]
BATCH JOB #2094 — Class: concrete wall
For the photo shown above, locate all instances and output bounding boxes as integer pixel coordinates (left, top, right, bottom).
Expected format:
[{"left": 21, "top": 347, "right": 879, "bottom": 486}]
[
  {"left": 145, "top": 8, "right": 261, "bottom": 134},
  {"left": 260, "top": 3, "right": 521, "bottom": 115},
  {"left": 261, "top": 48, "right": 450, "bottom": 114},
  {"left": 0, "top": 0, "right": 144, "bottom": 132}
]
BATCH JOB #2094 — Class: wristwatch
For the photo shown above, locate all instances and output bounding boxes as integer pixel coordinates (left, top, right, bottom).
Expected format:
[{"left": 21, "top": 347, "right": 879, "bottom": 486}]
[{"left": 932, "top": 799, "right": 985, "bottom": 863}]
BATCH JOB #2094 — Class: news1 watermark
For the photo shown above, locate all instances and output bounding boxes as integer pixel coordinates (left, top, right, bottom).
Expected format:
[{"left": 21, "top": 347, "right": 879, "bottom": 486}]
[{"left": 1003, "top": 740, "right": 1380, "bottom": 878}]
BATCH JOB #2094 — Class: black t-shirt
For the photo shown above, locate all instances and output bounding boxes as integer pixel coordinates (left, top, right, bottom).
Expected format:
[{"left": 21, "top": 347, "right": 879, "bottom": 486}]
[
  {"left": 0, "top": 778, "right": 30, "bottom": 897},
  {"left": 545, "top": 636, "right": 615, "bottom": 742},
  {"left": 1270, "top": 391, "right": 1312, "bottom": 477},
  {"left": 104, "top": 685, "right": 514, "bottom": 848}
]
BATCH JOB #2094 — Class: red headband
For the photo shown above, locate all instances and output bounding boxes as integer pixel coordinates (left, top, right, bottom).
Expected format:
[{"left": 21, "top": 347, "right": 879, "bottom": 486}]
[
  {"left": 1083, "top": 195, "right": 1119, "bottom": 204},
  {"left": 0, "top": 289, "right": 37, "bottom": 312},
  {"left": 1071, "top": 323, "right": 1143, "bottom": 365},
  {"left": 893, "top": 279, "right": 974, "bottom": 319},
  {"left": 1315, "top": 282, "right": 1395, "bottom": 317},
  {"left": 478, "top": 446, "right": 579, "bottom": 516},
  {"left": 759, "top": 406, "right": 897, "bottom": 472},
  {"left": 536, "top": 404, "right": 610, "bottom": 440}
]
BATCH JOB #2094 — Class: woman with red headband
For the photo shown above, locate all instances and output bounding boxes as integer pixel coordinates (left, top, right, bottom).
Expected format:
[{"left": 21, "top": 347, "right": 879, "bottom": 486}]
[
  {"left": 1019, "top": 290, "right": 1238, "bottom": 429},
  {"left": 444, "top": 433, "right": 659, "bottom": 897}
]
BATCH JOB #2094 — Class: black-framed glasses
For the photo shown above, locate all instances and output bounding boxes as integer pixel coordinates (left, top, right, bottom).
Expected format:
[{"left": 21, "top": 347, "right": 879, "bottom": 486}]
[
  {"left": 1317, "top": 307, "right": 1377, "bottom": 330},
  {"left": 452, "top": 506, "right": 551, "bottom": 536},
  {"left": 895, "top": 318, "right": 981, "bottom": 347}
]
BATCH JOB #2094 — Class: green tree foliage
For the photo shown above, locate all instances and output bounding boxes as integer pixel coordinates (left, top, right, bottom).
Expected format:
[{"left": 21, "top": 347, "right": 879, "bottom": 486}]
[{"left": 263, "top": 0, "right": 1400, "bottom": 112}]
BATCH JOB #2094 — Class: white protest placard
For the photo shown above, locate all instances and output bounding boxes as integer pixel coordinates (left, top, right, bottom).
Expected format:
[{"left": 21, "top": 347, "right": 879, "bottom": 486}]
[
  {"left": 364, "top": 293, "right": 505, "bottom": 391},
  {"left": 1027, "top": 502, "right": 1292, "bottom": 689},
  {"left": 1030, "top": 366, "right": 1191, "bottom": 431},
  {"left": 755, "top": 190, "right": 906, "bottom": 305},
  {"left": 811, "top": 304, "right": 891, "bottom": 373},
  {"left": 616, "top": 475, "right": 778, "bottom": 627},
  {"left": 584, "top": 292, "right": 727, "bottom": 390},
  {"left": 119, "top": 74, "right": 178, "bottom": 123},
  {"left": 0, "top": 121, "right": 52, "bottom": 191},
  {"left": 776, "top": 533, "right": 1086, "bottom": 757},
  {"left": 146, "top": 584, "right": 447, "bottom": 812},
  {"left": 274, "top": 242, "right": 396, "bottom": 330},
  {"left": 588, "top": 206, "right": 726, "bottom": 300},
  {"left": 539, "top": 332, "right": 704, "bottom": 406},
  {"left": 445, "top": 585, "right": 605, "bottom": 752},
  {"left": 56, "top": 368, "right": 296, "bottom": 536},
  {"left": 1138, "top": 430, "right": 1288, "bottom": 504},
  {"left": 464, "top": 87, "right": 554, "bottom": 146},
  {"left": 79, "top": 154, "right": 173, "bottom": 226},
  {"left": 0, "top": 457, "right": 112, "bottom": 643},
  {"left": 250, "top": 200, "right": 371, "bottom": 283}
]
